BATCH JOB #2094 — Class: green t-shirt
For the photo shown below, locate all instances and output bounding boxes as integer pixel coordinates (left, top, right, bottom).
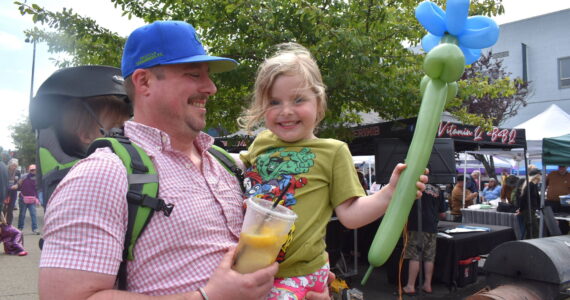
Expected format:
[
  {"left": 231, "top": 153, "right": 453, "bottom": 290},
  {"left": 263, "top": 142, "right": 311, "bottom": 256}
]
[{"left": 240, "top": 130, "right": 366, "bottom": 278}]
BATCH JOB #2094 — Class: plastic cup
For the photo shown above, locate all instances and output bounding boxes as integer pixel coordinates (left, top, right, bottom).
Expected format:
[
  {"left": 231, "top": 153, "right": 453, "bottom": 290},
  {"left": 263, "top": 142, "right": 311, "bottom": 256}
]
[{"left": 233, "top": 197, "right": 297, "bottom": 274}]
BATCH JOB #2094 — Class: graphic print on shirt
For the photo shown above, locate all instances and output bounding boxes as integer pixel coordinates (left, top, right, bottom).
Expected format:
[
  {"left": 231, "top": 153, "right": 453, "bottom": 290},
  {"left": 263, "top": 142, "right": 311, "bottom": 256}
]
[{"left": 244, "top": 147, "right": 314, "bottom": 262}]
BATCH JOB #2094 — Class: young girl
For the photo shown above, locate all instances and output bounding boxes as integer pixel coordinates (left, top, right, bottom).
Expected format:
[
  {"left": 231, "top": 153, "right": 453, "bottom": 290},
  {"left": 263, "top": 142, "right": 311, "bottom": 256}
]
[
  {"left": 239, "top": 43, "right": 426, "bottom": 299},
  {"left": 0, "top": 213, "right": 27, "bottom": 256}
]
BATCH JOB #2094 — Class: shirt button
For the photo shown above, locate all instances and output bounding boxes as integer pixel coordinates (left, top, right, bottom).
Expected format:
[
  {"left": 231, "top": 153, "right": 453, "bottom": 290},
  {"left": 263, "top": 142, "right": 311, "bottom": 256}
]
[{"left": 185, "top": 163, "right": 192, "bottom": 169}]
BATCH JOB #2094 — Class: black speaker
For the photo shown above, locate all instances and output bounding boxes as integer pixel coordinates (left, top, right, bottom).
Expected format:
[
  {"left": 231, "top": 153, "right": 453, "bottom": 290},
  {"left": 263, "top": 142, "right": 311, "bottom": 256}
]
[{"left": 375, "top": 138, "right": 456, "bottom": 184}]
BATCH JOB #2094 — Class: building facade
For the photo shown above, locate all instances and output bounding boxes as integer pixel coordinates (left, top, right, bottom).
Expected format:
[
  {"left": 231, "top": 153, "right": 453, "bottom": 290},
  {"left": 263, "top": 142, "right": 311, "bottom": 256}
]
[{"left": 491, "top": 9, "right": 570, "bottom": 127}]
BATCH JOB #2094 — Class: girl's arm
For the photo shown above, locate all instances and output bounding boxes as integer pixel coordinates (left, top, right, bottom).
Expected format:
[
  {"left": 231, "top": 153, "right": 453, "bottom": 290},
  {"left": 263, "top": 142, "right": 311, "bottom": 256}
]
[{"left": 334, "top": 164, "right": 427, "bottom": 229}]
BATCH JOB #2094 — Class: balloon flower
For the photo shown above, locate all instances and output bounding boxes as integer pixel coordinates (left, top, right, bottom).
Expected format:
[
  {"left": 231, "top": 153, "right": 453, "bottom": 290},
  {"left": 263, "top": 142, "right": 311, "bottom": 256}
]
[{"left": 361, "top": 0, "right": 499, "bottom": 285}]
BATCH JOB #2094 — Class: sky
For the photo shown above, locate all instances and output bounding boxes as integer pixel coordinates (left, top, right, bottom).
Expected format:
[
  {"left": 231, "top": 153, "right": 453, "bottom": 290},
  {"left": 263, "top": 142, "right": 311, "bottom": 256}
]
[{"left": 1, "top": 0, "right": 570, "bottom": 150}]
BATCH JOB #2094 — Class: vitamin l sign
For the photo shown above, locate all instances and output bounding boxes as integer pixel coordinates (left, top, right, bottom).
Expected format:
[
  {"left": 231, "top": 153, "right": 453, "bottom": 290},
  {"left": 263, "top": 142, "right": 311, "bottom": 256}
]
[{"left": 437, "top": 121, "right": 518, "bottom": 145}]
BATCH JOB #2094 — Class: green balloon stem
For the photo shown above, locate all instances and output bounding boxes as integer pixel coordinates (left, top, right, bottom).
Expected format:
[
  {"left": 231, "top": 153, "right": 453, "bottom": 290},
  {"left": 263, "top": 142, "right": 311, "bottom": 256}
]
[{"left": 361, "top": 265, "right": 375, "bottom": 285}]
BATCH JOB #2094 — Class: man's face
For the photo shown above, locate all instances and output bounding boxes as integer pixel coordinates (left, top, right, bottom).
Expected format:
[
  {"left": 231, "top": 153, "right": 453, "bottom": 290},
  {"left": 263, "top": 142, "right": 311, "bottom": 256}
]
[
  {"left": 559, "top": 166, "right": 568, "bottom": 174},
  {"left": 145, "top": 62, "right": 217, "bottom": 136}
]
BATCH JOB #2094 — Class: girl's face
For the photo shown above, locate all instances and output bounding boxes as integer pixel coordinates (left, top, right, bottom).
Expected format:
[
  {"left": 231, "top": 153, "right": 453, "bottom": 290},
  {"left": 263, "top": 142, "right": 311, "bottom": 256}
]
[{"left": 264, "top": 74, "right": 318, "bottom": 143}]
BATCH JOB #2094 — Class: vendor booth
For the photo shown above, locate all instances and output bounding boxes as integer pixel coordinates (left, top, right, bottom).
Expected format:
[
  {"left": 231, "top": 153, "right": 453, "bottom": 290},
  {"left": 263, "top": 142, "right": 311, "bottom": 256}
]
[
  {"left": 347, "top": 118, "right": 529, "bottom": 286},
  {"left": 539, "top": 134, "right": 570, "bottom": 237},
  {"left": 347, "top": 118, "right": 528, "bottom": 184}
]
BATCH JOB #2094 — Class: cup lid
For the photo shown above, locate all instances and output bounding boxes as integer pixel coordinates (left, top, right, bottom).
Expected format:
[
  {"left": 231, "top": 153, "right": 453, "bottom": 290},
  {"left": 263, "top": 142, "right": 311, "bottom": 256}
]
[{"left": 246, "top": 197, "right": 297, "bottom": 221}]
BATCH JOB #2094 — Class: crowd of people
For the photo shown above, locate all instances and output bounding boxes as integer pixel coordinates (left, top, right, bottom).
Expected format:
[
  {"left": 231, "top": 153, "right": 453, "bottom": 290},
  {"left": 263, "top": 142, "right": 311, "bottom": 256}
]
[
  {"left": 1, "top": 158, "right": 35, "bottom": 257},
  {"left": 1, "top": 19, "right": 569, "bottom": 299}
]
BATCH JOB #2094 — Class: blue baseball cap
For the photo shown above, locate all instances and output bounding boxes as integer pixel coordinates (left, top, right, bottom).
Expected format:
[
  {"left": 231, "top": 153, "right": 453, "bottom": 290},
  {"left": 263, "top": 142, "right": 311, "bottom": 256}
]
[{"left": 121, "top": 21, "right": 238, "bottom": 78}]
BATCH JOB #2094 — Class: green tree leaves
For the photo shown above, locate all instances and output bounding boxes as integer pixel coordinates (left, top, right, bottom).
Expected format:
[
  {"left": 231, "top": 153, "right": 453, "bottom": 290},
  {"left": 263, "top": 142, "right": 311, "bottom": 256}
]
[
  {"left": 15, "top": 0, "right": 510, "bottom": 139},
  {"left": 9, "top": 117, "right": 36, "bottom": 168}
]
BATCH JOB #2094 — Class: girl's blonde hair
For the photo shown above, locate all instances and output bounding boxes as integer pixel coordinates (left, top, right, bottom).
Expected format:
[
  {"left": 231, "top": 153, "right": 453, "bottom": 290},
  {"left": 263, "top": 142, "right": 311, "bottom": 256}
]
[
  {"left": 519, "top": 173, "right": 542, "bottom": 197},
  {"left": 239, "top": 43, "right": 327, "bottom": 133}
]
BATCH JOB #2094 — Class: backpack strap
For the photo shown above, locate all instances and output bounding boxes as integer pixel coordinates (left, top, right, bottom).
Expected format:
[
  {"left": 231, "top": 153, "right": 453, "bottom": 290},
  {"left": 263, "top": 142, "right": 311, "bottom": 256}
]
[
  {"left": 208, "top": 144, "right": 245, "bottom": 193},
  {"left": 85, "top": 133, "right": 242, "bottom": 290},
  {"left": 86, "top": 135, "right": 174, "bottom": 290}
]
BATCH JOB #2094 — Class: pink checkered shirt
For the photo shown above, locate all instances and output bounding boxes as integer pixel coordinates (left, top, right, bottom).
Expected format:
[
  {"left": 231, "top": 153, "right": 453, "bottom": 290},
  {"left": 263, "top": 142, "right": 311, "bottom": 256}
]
[{"left": 40, "top": 121, "right": 244, "bottom": 295}]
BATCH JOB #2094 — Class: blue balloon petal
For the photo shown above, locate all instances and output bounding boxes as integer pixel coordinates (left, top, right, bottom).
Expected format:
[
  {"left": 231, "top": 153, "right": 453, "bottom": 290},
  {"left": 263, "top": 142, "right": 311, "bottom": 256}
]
[
  {"left": 421, "top": 33, "right": 442, "bottom": 53},
  {"left": 445, "top": 0, "right": 470, "bottom": 35},
  {"left": 459, "top": 16, "right": 500, "bottom": 49},
  {"left": 416, "top": 1, "right": 447, "bottom": 36},
  {"left": 461, "top": 46, "right": 481, "bottom": 65}
]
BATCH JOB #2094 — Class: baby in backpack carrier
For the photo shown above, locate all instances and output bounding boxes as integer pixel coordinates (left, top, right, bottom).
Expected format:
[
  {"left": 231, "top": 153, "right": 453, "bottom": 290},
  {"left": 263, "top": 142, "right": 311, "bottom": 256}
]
[{"left": 0, "top": 213, "right": 27, "bottom": 256}]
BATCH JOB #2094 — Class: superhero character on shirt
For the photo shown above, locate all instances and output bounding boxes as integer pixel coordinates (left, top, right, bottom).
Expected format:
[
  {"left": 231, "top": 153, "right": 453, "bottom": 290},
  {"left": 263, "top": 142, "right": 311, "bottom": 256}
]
[{"left": 246, "top": 147, "right": 313, "bottom": 208}]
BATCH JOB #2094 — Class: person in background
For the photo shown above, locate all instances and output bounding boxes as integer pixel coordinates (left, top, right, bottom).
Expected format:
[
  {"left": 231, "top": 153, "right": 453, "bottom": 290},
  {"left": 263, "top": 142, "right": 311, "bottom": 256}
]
[
  {"left": 481, "top": 178, "right": 502, "bottom": 202},
  {"left": 356, "top": 167, "right": 369, "bottom": 192},
  {"left": 0, "top": 160, "right": 8, "bottom": 215},
  {"left": 17, "top": 164, "right": 40, "bottom": 235},
  {"left": 515, "top": 169, "right": 541, "bottom": 239},
  {"left": 0, "top": 211, "right": 27, "bottom": 256},
  {"left": 450, "top": 175, "right": 478, "bottom": 222},
  {"left": 3, "top": 159, "right": 20, "bottom": 226},
  {"left": 402, "top": 184, "right": 446, "bottom": 296},
  {"left": 545, "top": 165, "right": 570, "bottom": 234},
  {"left": 500, "top": 175, "right": 519, "bottom": 203},
  {"left": 545, "top": 166, "right": 570, "bottom": 212},
  {"left": 466, "top": 170, "right": 480, "bottom": 203},
  {"left": 39, "top": 21, "right": 332, "bottom": 300}
]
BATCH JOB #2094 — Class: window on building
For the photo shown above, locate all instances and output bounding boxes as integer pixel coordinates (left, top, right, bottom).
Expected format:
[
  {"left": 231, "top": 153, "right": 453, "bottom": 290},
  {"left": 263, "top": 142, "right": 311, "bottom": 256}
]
[{"left": 559, "top": 57, "right": 570, "bottom": 89}]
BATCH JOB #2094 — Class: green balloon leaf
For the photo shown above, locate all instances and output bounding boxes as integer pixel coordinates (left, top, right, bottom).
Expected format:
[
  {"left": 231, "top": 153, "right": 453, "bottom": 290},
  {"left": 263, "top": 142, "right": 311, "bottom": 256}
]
[{"left": 447, "top": 81, "right": 458, "bottom": 101}]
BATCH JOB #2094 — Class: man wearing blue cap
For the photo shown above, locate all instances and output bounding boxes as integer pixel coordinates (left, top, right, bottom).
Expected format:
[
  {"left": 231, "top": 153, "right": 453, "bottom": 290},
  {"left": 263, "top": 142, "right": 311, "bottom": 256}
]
[{"left": 39, "top": 21, "right": 330, "bottom": 299}]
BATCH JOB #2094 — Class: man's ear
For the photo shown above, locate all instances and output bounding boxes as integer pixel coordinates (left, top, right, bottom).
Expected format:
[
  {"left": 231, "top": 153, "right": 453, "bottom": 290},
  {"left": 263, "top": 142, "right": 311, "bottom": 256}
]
[{"left": 131, "top": 69, "right": 152, "bottom": 96}]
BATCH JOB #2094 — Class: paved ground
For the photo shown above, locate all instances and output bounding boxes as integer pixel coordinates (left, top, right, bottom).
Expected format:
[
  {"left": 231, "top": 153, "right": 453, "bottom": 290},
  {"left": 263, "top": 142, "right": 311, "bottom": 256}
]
[
  {"left": 329, "top": 253, "right": 490, "bottom": 300},
  {"left": 0, "top": 208, "right": 491, "bottom": 300},
  {"left": 0, "top": 207, "right": 44, "bottom": 300}
]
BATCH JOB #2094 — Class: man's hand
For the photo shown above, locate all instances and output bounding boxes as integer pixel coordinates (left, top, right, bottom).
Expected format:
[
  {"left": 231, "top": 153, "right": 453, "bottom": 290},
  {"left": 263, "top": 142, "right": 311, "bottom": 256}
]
[{"left": 204, "top": 247, "right": 278, "bottom": 300}]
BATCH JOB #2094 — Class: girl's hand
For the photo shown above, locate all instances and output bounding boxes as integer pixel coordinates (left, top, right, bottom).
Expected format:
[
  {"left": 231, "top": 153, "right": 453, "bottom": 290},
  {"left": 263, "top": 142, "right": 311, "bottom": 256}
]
[{"left": 387, "top": 164, "right": 429, "bottom": 199}]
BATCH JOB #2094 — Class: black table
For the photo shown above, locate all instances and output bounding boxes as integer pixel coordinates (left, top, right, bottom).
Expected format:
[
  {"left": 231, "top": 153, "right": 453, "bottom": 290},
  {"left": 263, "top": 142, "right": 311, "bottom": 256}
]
[
  {"left": 461, "top": 208, "right": 522, "bottom": 239},
  {"left": 434, "top": 221, "right": 516, "bottom": 287}
]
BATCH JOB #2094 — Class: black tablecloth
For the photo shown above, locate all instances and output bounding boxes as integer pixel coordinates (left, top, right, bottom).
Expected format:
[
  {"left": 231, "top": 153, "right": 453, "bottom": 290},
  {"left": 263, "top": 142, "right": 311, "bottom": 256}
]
[{"left": 434, "top": 221, "right": 516, "bottom": 286}]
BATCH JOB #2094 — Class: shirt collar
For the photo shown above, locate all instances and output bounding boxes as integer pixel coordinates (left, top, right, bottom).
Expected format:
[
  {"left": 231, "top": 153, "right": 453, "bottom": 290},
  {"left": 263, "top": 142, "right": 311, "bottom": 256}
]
[{"left": 124, "top": 121, "right": 214, "bottom": 155}]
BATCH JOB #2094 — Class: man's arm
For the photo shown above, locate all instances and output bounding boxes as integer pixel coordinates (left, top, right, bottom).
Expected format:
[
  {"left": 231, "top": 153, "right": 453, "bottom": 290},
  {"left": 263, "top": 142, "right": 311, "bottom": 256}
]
[{"left": 39, "top": 248, "right": 278, "bottom": 300}]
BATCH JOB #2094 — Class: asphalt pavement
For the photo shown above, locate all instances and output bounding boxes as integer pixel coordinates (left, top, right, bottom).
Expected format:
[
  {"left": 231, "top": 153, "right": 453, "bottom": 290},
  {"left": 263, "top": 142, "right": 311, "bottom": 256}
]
[{"left": 0, "top": 206, "right": 43, "bottom": 300}]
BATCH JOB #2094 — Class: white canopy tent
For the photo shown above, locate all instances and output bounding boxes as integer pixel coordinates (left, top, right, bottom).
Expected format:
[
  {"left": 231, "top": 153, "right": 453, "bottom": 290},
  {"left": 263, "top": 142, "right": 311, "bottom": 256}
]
[
  {"left": 514, "top": 104, "right": 570, "bottom": 160},
  {"left": 456, "top": 152, "right": 515, "bottom": 172}
]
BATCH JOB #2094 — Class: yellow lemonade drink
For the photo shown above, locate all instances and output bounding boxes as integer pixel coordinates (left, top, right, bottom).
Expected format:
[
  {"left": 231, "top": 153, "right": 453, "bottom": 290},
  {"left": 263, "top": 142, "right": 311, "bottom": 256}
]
[
  {"left": 233, "top": 197, "right": 297, "bottom": 274},
  {"left": 233, "top": 227, "right": 288, "bottom": 273}
]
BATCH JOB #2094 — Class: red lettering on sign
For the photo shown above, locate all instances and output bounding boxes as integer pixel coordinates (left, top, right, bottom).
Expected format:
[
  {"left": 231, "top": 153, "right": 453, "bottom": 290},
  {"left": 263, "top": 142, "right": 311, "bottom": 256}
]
[
  {"left": 353, "top": 126, "right": 380, "bottom": 138},
  {"left": 438, "top": 122, "right": 473, "bottom": 138},
  {"left": 508, "top": 129, "right": 517, "bottom": 144},
  {"left": 474, "top": 127, "right": 483, "bottom": 141}
]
